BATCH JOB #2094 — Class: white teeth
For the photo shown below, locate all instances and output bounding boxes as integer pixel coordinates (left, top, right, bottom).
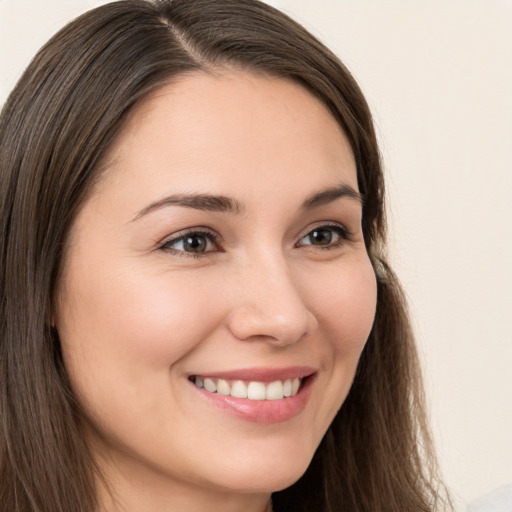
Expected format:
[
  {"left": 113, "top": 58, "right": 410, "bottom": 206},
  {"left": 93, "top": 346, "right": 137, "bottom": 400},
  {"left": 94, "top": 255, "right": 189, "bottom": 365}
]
[
  {"left": 203, "top": 378, "right": 217, "bottom": 393},
  {"left": 217, "top": 379, "right": 230, "bottom": 396},
  {"left": 193, "top": 376, "right": 304, "bottom": 400},
  {"left": 231, "top": 380, "right": 248, "bottom": 398},
  {"left": 266, "top": 380, "right": 284, "bottom": 400},
  {"left": 283, "top": 379, "right": 292, "bottom": 397},
  {"left": 247, "top": 381, "right": 266, "bottom": 400}
]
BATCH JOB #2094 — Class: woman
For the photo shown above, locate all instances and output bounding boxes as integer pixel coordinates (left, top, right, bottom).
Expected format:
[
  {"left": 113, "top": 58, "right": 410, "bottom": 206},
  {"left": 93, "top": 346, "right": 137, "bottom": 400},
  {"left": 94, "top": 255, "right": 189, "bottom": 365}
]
[{"left": 0, "top": 1, "right": 450, "bottom": 511}]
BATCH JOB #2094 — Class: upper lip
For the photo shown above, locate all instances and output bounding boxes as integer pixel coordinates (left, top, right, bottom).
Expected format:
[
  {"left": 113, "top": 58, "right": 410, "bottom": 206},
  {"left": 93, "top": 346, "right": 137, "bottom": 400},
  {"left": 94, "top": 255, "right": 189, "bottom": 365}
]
[{"left": 188, "top": 366, "right": 316, "bottom": 383}]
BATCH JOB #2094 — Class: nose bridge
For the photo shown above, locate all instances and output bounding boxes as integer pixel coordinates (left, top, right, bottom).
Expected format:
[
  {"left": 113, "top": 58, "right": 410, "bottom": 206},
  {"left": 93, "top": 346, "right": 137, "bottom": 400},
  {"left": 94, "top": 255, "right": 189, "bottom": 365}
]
[{"left": 226, "top": 247, "right": 314, "bottom": 345}]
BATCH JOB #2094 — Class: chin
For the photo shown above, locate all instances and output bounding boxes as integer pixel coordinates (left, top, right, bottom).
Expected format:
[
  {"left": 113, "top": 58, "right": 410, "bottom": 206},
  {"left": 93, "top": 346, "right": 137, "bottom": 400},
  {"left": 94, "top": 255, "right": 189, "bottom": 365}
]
[{"left": 204, "top": 444, "right": 315, "bottom": 495}]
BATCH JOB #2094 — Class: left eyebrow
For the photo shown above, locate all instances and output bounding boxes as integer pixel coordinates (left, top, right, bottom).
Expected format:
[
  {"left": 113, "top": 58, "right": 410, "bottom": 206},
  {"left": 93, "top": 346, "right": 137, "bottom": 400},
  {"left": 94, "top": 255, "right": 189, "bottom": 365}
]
[
  {"left": 131, "top": 193, "right": 246, "bottom": 221},
  {"left": 301, "top": 184, "right": 364, "bottom": 210}
]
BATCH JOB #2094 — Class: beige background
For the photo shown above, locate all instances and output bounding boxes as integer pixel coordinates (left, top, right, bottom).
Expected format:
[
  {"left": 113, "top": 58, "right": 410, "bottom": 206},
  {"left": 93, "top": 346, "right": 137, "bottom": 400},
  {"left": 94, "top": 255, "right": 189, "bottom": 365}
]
[{"left": 1, "top": 1, "right": 511, "bottom": 509}]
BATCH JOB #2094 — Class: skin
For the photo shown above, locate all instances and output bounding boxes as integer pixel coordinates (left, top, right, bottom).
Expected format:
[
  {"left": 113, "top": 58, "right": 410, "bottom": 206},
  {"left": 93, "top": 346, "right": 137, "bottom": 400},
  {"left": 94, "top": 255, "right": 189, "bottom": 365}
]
[{"left": 55, "top": 70, "right": 377, "bottom": 512}]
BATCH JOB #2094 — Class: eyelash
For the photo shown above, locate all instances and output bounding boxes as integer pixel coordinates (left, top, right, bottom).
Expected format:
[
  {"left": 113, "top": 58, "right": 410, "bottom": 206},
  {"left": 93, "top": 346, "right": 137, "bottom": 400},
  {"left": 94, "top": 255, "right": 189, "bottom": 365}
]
[
  {"left": 159, "top": 229, "right": 222, "bottom": 258},
  {"left": 159, "top": 224, "right": 352, "bottom": 259},
  {"left": 297, "top": 224, "right": 352, "bottom": 250}
]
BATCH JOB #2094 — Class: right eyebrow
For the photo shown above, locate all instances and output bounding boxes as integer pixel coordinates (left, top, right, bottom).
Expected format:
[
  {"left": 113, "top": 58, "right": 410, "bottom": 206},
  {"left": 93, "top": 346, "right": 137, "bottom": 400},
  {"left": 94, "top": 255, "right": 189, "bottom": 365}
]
[
  {"left": 301, "top": 184, "right": 364, "bottom": 210},
  {"left": 131, "top": 193, "right": 246, "bottom": 221}
]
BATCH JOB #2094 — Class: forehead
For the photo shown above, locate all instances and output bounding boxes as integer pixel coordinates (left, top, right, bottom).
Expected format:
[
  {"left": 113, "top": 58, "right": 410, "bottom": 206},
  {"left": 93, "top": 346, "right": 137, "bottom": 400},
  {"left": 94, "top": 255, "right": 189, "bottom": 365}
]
[{"left": 97, "top": 70, "right": 357, "bottom": 207}]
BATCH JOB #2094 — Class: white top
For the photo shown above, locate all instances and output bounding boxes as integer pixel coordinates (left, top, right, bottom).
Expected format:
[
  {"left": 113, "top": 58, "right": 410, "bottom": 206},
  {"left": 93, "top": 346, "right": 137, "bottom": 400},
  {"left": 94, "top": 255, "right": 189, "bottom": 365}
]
[{"left": 468, "top": 485, "right": 512, "bottom": 512}]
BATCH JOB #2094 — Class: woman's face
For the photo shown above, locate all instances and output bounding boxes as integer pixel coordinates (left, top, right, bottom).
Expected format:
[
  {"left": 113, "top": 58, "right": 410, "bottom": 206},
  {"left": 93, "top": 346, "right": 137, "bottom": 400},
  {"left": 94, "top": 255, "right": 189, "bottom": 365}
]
[{"left": 55, "top": 71, "right": 377, "bottom": 507}]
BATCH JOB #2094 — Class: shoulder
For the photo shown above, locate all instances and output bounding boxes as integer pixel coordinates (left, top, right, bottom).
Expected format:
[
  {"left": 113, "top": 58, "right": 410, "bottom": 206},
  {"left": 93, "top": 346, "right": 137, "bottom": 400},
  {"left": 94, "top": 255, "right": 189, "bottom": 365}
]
[{"left": 468, "top": 484, "right": 512, "bottom": 512}]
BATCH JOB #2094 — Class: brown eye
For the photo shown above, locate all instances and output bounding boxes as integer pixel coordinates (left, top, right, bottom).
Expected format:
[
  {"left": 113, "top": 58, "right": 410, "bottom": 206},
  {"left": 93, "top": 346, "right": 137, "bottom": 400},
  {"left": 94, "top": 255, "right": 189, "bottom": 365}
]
[
  {"left": 309, "top": 229, "right": 333, "bottom": 245},
  {"left": 298, "top": 225, "right": 349, "bottom": 248},
  {"left": 161, "top": 230, "right": 219, "bottom": 256},
  {"left": 182, "top": 234, "right": 208, "bottom": 253}
]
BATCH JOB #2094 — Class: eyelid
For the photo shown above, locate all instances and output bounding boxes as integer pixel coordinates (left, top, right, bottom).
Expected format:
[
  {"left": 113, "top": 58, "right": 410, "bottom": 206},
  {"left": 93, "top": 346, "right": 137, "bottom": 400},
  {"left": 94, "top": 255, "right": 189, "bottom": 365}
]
[{"left": 158, "top": 227, "right": 223, "bottom": 256}]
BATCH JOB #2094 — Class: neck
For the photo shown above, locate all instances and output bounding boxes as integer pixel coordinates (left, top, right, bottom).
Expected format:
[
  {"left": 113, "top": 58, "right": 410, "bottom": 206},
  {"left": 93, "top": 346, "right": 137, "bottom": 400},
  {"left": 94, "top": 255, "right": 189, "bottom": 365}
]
[{"left": 95, "top": 461, "right": 273, "bottom": 512}]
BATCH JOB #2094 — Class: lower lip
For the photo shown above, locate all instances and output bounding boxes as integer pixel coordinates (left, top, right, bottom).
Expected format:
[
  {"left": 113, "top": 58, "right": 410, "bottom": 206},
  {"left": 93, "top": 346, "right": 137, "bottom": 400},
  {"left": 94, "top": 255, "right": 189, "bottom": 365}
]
[{"left": 190, "top": 376, "right": 315, "bottom": 424}]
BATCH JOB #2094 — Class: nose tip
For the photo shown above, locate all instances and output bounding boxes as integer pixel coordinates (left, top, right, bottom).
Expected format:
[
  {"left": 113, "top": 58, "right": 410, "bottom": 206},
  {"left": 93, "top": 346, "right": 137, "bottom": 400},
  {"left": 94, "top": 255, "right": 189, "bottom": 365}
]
[
  {"left": 228, "top": 308, "right": 311, "bottom": 346},
  {"left": 226, "top": 272, "right": 316, "bottom": 346}
]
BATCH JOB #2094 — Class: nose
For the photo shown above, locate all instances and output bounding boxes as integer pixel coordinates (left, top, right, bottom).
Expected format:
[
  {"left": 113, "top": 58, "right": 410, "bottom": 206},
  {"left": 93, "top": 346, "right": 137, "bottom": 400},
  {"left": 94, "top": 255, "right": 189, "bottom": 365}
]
[{"left": 225, "top": 254, "right": 316, "bottom": 346}]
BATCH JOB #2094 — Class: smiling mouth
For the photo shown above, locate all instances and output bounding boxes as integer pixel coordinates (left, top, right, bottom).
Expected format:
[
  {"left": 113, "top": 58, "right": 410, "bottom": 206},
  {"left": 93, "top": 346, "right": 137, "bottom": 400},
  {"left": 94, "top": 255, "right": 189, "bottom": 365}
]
[{"left": 189, "top": 376, "right": 304, "bottom": 401}]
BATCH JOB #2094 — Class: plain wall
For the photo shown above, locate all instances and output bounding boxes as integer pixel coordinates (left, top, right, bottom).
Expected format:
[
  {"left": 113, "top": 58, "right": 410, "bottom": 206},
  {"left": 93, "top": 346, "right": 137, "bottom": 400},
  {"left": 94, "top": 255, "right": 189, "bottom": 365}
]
[{"left": 1, "top": 1, "right": 511, "bottom": 509}]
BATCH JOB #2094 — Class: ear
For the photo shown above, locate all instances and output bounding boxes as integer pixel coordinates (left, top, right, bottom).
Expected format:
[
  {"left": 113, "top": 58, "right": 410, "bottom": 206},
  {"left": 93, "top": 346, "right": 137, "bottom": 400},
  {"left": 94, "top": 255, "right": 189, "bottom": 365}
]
[
  {"left": 49, "top": 305, "right": 58, "bottom": 329},
  {"left": 369, "top": 244, "right": 388, "bottom": 282}
]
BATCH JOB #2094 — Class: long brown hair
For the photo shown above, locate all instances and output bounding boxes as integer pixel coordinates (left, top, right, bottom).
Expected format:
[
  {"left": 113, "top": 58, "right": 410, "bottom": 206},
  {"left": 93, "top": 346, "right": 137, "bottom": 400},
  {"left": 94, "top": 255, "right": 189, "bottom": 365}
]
[{"left": 0, "top": 1, "right": 450, "bottom": 511}]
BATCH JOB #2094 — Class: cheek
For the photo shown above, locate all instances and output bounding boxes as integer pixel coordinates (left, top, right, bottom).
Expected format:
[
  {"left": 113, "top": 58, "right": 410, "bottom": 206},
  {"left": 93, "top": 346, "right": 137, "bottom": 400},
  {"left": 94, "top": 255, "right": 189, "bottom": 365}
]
[
  {"left": 56, "top": 261, "right": 227, "bottom": 413},
  {"left": 305, "top": 256, "right": 377, "bottom": 415},
  {"left": 57, "top": 265, "right": 229, "bottom": 456},
  {"left": 65, "top": 268, "right": 220, "bottom": 360},
  {"left": 311, "top": 256, "right": 377, "bottom": 354}
]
